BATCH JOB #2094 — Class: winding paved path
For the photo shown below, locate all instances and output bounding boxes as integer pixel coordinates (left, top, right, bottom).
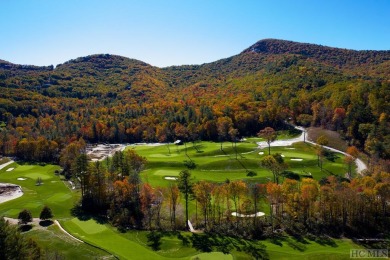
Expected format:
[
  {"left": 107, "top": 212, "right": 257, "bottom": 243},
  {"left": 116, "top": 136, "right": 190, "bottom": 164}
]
[
  {"left": 0, "top": 160, "right": 15, "bottom": 170},
  {"left": 257, "top": 126, "right": 367, "bottom": 175}
]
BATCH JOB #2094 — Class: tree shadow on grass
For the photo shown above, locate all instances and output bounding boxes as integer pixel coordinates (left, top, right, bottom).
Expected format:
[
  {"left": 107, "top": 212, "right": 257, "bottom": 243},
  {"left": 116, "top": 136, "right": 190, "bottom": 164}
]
[
  {"left": 194, "top": 143, "right": 204, "bottom": 153},
  {"left": 313, "top": 236, "right": 338, "bottom": 247},
  {"left": 19, "top": 224, "right": 33, "bottom": 232},
  {"left": 286, "top": 237, "right": 307, "bottom": 252},
  {"left": 39, "top": 220, "right": 53, "bottom": 227},
  {"left": 269, "top": 236, "right": 284, "bottom": 246},
  {"left": 147, "top": 231, "right": 163, "bottom": 251},
  {"left": 324, "top": 151, "right": 339, "bottom": 162},
  {"left": 70, "top": 204, "right": 108, "bottom": 224},
  {"left": 190, "top": 233, "right": 213, "bottom": 252}
]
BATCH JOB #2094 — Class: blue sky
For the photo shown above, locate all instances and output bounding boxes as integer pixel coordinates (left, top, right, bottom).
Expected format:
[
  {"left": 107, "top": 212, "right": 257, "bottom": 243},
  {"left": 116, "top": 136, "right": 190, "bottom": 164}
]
[{"left": 1, "top": 0, "right": 389, "bottom": 67}]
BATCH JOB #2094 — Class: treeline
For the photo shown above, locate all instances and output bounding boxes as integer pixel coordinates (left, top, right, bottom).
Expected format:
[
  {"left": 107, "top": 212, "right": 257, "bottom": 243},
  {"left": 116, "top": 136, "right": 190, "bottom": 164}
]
[
  {"left": 0, "top": 41, "right": 389, "bottom": 163},
  {"left": 1, "top": 80, "right": 389, "bottom": 163},
  {"left": 72, "top": 150, "right": 390, "bottom": 239}
]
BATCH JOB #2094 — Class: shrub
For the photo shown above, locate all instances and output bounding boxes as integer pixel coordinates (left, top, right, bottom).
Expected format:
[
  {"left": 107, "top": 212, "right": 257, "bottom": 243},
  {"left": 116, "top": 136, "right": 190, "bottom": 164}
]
[
  {"left": 246, "top": 171, "right": 257, "bottom": 177},
  {"left": 40, "top": 206, "right": 53, "bottom": 220},
  {"left": 281, "top": 171, "right": 300, "bottom": 180},
  {"left": 18, "top": 209, "right": 32, "bottom": 225}
]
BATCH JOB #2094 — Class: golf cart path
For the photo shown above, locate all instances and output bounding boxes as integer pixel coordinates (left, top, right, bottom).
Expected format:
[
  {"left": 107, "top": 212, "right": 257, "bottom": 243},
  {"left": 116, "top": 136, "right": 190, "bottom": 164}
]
[
  {"left": 256, "top": 126, "right": 367, "bottom": 174},
  {"left": 0, "top": 160, "right": 15, "bottom": 170},
  {"left": 54, "top": 220, "right": 84, "bottom": 243},
  {"left": 2, "top": 216, "right": 84, "bottom": 243}
]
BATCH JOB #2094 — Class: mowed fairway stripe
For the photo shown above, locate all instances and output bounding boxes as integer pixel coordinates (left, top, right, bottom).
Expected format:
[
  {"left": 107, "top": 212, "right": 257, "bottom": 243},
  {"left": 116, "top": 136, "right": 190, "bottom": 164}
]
[
  {"left": 63, "top": 218, "right": 187, "bottom": 260},
  {"left": 264, "top": 238, "right": 357, "bottom": 259}
]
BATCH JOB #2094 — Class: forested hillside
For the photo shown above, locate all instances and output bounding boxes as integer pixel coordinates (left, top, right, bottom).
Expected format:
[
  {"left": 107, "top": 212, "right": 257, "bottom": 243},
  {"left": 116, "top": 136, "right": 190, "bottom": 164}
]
[{"left": 0, "top": 39, "right": 389, "bottom": 163}]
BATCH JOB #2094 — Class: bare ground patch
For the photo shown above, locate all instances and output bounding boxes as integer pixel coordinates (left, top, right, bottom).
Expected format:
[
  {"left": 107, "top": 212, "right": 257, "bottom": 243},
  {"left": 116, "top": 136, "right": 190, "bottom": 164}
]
[{"left": 307, "top": 127, "right": 348, "bottom": 152}]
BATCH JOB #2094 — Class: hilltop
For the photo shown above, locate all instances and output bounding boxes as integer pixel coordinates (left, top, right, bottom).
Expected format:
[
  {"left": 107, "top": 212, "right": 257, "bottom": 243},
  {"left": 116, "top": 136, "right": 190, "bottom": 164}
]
[{"left": 0, "top": 39, "right": 389, "bottom": 160}]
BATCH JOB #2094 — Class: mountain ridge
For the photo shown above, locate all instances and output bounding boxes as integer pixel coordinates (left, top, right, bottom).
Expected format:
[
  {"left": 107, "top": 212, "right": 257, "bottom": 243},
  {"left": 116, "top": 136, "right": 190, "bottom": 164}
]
[
  {"left": 0, "top": 39, "right": 389, "bottom": 69},
  {"left": 0, "top": 39, "right": 389, "bottom": 159}
]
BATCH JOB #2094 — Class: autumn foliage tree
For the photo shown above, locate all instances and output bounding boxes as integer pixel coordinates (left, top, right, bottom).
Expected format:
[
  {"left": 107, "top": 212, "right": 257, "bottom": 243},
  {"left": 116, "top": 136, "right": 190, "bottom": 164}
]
[
  {"left": 345, "top": 146, "right": 359, "bottom": 178},
  {"left": 258, "top": 127, "right": 277, "bottom": 155}
]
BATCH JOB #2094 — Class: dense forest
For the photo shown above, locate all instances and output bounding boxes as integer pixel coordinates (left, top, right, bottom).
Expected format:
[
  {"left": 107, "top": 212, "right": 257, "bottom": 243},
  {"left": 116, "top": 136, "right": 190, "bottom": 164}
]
[
  {"left": 0, "top": 39, "right": 389, "bottom": 164},
  {"left": 1, "top": 39, "right": 390, "bottom": 254}
]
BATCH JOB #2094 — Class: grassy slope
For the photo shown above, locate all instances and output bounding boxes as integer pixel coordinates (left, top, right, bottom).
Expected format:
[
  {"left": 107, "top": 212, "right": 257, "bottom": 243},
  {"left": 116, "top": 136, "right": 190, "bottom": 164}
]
[
  {"left": 62, "top": 217, "right": 360, "bottom": 260},
  {"left": 133, "top": 140, "right": 351, "bottom": 188},
  {"left": 24, "top": 224, "right": 114, "bottom": 259},
  {"left": 62, "top": 218, "right": 223, "bottom": 260}
]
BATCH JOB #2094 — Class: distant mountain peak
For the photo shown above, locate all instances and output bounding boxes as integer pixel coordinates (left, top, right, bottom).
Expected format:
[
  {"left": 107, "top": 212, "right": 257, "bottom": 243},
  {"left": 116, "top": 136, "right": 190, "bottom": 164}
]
[
  {"left": 242, "top": 39, "right": 390, "bottom": 67},
  {"left": 242, "top": 39, "right": 343, "bottom": 55}
]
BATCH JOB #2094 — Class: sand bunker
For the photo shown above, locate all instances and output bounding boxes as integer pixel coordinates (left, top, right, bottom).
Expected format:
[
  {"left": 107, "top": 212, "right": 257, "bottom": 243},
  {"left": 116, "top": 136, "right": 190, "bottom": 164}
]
[
  {"left": 86, "top": 144, "right": 126, "bottom": 161},
  {"left": 6, "top": 168, "right": 14, "bottom": 172},
  {"left": 17, "top": 178, "right": 26, "bottom": 181},
  {"left": 290, "top": 158, "right": 303, "bottom": 161},
  {"left": 0, "top": 183, "right": 23, "bottom": 204},
  {"left": 281, "top": 154, "right": 285, "bottom": 157},
  {"left": 134, "top": 143, "right": 165, "bottom": 147},
  {"left": 231, "top": 212, "right": 265, "bottom": 217},
  {"left": 258, "top": 152, "right": 264, "bottom": 155},
  {"left": 164, "top": 177, "right": 177, "bottom": 180}
]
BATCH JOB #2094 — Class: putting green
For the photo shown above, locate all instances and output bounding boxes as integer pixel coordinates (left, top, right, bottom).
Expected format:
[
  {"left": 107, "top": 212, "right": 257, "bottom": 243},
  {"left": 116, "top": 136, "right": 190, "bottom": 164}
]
[
  {"left": 69, "top": 218, "right": 108, "bottom": 235},
  {"left": 25, "top": 172, "right": 52, "bottom": 180},
  {"left": 153, "top": 169, "right": 179, "bottom": 176}
]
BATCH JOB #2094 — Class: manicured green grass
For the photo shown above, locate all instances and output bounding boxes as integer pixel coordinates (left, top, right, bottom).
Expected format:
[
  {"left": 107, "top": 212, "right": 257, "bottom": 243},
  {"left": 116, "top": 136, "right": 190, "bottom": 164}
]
[
  {"left": 190, "top": 252, "right": 233, "bottom": 259},
  {"left": 62, "top": 217, "right": 361, "bottom": 260},
  {"left": 62, "top": 218, "right": 197, "bottom": 259},
  {"left": 263, "top": 237, "right": 360, "bottom": 260},
  {"left": 0, "top": 162, "right": 80, "bottom": 218},
  {"left": 24, "top": 224, "right": 114, "bottom": 259},
  {"left": 134, "top": 141, "right": 351, "bottom": 188}
]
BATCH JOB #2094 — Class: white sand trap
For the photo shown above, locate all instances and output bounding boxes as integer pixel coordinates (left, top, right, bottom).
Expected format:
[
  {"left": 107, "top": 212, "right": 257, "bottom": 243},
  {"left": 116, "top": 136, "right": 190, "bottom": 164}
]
[
  {"left": 135, "top": 143, "right": 165, "bottom": 147},
  {"left": 281, "top": 154, "right": 285, "bottom": 157},
  {"left": 0, "top": 183, "right": 23, "bottom": 204},
  {"left": 258, "top": 152, "right": 264, "bottom": 155},
  {"left": 164, "top": 177, "right": 177, "bottom": 180},
  {"left": 17, "top": 178, "right": 26, "bottom": 181},
  {"left": 6, "top": 168, "right": 14, "bottom": 172},
  {"left": 231, "top": 212, "right": 265, "bottom": 218},
  {"left": 291, "top": 158, "right": 303, "bottom": 161},
  {"left": 285, "top": 148, "right": 296, "bottom": 150}
]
